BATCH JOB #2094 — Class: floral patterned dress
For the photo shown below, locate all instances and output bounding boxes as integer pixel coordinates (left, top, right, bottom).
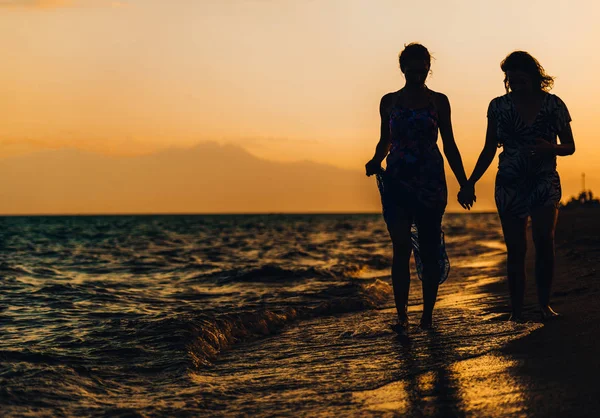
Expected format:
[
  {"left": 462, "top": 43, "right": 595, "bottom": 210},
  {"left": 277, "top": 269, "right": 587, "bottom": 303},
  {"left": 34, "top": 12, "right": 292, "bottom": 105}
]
[
  {"left": 488, "top": 93, "right": 571, "bottom": 218},
  {"left": 376, "top": 91, "right": 450, "bottom": 284}
]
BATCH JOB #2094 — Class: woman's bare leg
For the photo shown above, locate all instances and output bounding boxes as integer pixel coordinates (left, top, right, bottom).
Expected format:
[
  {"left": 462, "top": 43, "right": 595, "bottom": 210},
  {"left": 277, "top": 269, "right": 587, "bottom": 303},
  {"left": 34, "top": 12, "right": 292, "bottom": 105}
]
[
  {"left": 530, "top": 206, "right": 559, "bottom": 319},
  {"left": 415, "top": 211, "right": 444, "bottom": 329},
  {"left": 388, "top": 219, "right": 413, "bottom": 329},
  {"left": 500, "top": 215, "right": 528, "bottom": 321}
]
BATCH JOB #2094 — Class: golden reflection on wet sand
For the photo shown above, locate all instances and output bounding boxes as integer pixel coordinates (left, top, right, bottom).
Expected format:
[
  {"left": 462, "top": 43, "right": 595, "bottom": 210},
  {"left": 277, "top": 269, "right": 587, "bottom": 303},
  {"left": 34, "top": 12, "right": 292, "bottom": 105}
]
[
  {"left": 353, "top": 354, "right": 528, "bottom": 417},
  {"left": 353, "top": 380, "right": 410, "bottom": 414},
  {"left": 452, "top": 354, "right": 528, "bottom": 418},
  {"left": 350, "top": 256, "right": 539, "bottom": 417}
]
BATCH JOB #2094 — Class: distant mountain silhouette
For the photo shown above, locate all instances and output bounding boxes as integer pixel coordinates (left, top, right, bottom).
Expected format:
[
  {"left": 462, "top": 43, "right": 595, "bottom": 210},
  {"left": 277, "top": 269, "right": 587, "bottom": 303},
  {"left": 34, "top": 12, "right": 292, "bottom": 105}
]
[{"left": 0, "top": 142, "right": 496, "bottom": 215}]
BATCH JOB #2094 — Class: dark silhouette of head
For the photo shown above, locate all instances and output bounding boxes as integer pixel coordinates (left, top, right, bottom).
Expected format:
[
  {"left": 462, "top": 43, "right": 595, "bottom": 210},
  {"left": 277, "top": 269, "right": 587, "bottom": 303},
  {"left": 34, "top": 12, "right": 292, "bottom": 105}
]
[
  {"left": 500, "top": 51, "right": 554, "bottom": 94},
  {"left": 399, "top": 43, "right": 431, "bottom": 86}
]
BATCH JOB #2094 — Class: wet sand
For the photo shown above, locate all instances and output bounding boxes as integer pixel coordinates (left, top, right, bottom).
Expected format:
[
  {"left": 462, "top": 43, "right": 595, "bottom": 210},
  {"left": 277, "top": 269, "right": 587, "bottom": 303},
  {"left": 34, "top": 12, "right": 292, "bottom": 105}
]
[
  {"left": 198, "top": 209, "right": 600, "bottom": 417},
  {"left": 193, "top": 228, "right": 540, "bottom": 417},
  {"left": 3, "top": 212, "right": 597, "bottom": 417},
  {"left": 487, "top": 208, "right": 600, "bottom": 417},
  {"left": 349, "top": 208, "right": 600, "bottom": 417}
]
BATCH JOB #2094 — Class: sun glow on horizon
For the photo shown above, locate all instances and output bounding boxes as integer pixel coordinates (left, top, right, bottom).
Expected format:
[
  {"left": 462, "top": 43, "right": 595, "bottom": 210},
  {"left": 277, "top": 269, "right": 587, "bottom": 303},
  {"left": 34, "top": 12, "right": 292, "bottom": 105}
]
[{"left": 0, "top": 0, "right": 598, "bottom": 213}]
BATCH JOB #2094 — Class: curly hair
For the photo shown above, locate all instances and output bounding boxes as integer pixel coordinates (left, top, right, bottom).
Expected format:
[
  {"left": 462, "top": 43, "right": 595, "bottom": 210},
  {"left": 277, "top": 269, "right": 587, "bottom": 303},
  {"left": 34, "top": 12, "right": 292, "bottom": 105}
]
[
  {"left": 398, "top": 43, "right": 432, "bottom": 73},
  {"left": 500, "top": 51, "right": 554, "bottom": 93}
]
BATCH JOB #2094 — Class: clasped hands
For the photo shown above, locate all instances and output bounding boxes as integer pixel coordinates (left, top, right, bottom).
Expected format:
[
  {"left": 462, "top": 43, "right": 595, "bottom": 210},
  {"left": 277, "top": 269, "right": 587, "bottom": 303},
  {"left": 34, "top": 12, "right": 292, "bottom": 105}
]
[
  {"left": 367, "top": 157, "right": 478, "bottom": 211},
  {"left": 458, "top": 180, "right": 476, "bottom": 210}
]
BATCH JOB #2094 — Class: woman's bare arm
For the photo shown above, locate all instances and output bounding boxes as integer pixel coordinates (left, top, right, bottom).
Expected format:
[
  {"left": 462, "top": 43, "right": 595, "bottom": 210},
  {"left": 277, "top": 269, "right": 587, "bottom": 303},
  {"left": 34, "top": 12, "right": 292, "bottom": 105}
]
[
  {"left": 366, "top": 93, "right": 394, "bottom": 175},
  {"left": 436, "top": 93, "right": 468, "bottom": 187},
  {"left": 468, "top": 109, "right": 498, "bottom": 185},
  {"left": 555, "top": 123, "right": 575, "bottom": 155}
]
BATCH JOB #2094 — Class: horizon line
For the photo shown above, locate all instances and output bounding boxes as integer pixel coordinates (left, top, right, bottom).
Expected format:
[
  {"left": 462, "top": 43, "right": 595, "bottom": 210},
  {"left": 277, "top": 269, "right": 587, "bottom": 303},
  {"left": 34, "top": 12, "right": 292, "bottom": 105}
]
[{"left": 0, "top": 210, "right": 499, "bottom": 217}]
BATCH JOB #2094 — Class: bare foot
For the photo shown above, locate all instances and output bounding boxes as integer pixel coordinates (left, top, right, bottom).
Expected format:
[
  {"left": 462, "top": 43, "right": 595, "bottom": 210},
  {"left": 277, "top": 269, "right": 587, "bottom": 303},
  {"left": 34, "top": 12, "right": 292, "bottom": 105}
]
[
  {"left": 391, "top": 316, "right": 409, "bottom": 335},
  {"left": 391, "top": 323, "right": 408, "bottom": 334},
  {"left": 419, "top": 316, "right": 434, "bottom": 330},
  {"left": 391, "top": 317, "right": 408, "bottom": 337},
  {"left": 540, "top": 306, "right": 561, "bottom": 321},
  {"left": 508, "top": 313, "right": 524, "bottom": 323}
]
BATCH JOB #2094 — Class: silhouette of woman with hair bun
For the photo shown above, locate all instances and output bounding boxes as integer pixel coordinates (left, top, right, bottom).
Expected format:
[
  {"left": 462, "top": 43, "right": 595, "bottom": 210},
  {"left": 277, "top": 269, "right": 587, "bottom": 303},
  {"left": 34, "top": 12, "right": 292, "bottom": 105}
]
[{"left": 366, "top": 43, "right": 469, "bottom": 335}]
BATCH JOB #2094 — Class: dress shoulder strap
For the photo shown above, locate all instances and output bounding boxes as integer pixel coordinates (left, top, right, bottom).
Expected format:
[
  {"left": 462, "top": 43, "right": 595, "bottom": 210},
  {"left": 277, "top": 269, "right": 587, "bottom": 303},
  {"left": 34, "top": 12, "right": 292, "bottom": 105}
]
[{"left": 425, "top": 87, "right": 438, "bottom": 114}]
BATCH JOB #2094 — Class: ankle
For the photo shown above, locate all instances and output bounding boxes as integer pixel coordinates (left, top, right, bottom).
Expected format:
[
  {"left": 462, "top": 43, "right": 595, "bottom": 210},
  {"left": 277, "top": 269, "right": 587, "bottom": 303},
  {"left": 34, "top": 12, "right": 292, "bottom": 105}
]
[
  {"left": 419, "top": 316, "right": 434, "bottom": 329},
  {"left": 510, "top": 308, "right": 523, "bottom": 319}
]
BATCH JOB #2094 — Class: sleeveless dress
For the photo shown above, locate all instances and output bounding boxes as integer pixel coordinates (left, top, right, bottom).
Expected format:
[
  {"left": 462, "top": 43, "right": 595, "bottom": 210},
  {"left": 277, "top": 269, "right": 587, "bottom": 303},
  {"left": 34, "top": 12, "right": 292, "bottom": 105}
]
[
  {"left": 376, "top": 91, "right": 450, "bottom": 284},
  {"left": 487, "top": 93, "right": 572, "bottom": 218}
]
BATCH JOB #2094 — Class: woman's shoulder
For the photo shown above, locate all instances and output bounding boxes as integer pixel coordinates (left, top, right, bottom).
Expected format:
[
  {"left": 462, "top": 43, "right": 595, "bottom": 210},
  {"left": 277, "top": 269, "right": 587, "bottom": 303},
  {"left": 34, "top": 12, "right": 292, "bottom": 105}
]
[
  {"left": 545, "top": 92, "right": 568, "bottom": 109},
  {"left": 487, "top": 94, "right": 510, "bottom": 116},
  {"left": 380, "top": 91, "right": 401, "bottom": 115},
  {"left": 425, "top": 90, "right": 450, "bottom": 114},
  {"left": 428, "top": 89, "right": 449, "bottom": 103},
  {"left": 381, "top": 90, "right": 401, "bottom": 103},
  {"left": 489, "top": 93, "right": 510, "bottom": 106},
  {"left": 544, "top": 92, "right": 572, "bottom": 125}
]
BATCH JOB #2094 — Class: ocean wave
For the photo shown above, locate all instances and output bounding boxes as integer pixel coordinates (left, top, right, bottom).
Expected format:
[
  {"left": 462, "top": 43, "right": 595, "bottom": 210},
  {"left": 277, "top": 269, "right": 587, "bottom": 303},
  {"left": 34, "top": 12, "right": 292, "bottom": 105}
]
[
  {"left": 0, "top": 262, "right": 32, "bottom": 275},
  {"left": 186, "top": 279, "right": 392, "bottom": 368},
  {"left": 280, "top": 249, "right": 313, "bottom": 259},
  {"left": 0, "top": 349, "right": 76, "bottom": 366},
  {"left": 357, "top": 254, "right": 391, "bottom": 270},
  {"left": 204, "top": 263, "right": 367, "bottom": 284}
]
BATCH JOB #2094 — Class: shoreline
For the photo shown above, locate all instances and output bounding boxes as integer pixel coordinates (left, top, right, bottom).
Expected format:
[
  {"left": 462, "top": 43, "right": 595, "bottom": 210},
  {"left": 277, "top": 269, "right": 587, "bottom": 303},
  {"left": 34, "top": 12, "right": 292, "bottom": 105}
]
[
  {"left": 1, "top": 210, "right": 598, "bottom": 416},
  {"left": 481, "top": 207, "right": 600, "bottom": 417},
  {"left": 348, "top": 207, "right": 600, "bottom": 417}
]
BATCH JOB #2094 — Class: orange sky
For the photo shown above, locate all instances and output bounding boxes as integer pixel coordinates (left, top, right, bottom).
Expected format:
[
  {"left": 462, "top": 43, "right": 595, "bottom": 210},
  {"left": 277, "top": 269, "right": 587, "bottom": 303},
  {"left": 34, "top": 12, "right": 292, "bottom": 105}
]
[{"left": 0, "top": 0, "right": 598, "bottom": 213}]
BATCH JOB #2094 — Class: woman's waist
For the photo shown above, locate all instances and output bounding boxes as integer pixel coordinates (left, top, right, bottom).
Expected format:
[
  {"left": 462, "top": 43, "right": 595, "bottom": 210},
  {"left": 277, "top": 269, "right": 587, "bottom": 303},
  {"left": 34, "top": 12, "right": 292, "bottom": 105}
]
[
  {"left": 385, "top": 156, "right": 445, "bottom": 178},
  {"left": 499, "top": 135, "right": 557, "bottom": 148},
  {"left": 388, "top": 143, "right": 442, "bottom": 159},
  {"left": 497, "top": 162, "right": 558, "bottom": 179},
  {"left": 383, "top": 170, "right": 447, "bottom": 190},
  {"left": 498, "top": 149, "right": 557, "bottom": 166}
]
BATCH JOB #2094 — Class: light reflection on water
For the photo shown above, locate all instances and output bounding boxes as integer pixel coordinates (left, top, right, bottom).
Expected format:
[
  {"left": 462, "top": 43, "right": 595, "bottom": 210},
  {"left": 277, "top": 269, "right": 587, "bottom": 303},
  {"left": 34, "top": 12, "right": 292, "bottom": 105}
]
[
  {"left": 185, "top": 225, "right": 540, "bottom": 416},
  {"left": 0, "top": 213, "right": 546, "bottom": 417},
  {"left": 190, "top": 276, "right": 542, "bottom": 417},
  {"left": 354, "top": 354, "right": 528, "bottom": 418},
  {"left": 452, "top": 355, "right": 528, "bottom": 418},
  {"left": 353, "top": 380, "right": 410, "bottom": 413}
]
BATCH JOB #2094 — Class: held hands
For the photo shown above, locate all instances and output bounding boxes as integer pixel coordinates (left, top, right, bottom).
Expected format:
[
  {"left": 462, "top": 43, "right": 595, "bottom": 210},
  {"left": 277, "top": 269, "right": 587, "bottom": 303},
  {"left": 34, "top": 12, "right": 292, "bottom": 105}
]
[
  {"left": 526, "top": 138, "right": 556, "bottom": 157},
  {"left": 457, "top": 181, "right": 476, "bottom": 210},
  {"left": 365, "top": 159, "right": 382, "bottom": 177}
]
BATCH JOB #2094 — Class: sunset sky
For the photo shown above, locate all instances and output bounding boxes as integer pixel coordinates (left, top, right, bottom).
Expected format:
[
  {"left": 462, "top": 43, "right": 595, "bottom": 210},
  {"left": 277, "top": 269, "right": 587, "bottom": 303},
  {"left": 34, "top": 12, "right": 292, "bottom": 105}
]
[{"left": 1, "top": 0, "right": 598, "bottom": 213}]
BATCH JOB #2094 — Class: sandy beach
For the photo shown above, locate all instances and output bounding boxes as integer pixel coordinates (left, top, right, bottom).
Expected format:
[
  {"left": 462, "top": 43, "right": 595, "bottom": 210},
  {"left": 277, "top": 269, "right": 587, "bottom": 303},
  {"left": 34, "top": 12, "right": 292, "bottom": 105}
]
[
  {"left": 175, "top": 209, "right": 600, "bottom": 417},
  {"left": 341, "top": 208, "right": 600, "bottom": 417},
  {"left": 488, "top": 207, "right": 600, "bottom": 417}
]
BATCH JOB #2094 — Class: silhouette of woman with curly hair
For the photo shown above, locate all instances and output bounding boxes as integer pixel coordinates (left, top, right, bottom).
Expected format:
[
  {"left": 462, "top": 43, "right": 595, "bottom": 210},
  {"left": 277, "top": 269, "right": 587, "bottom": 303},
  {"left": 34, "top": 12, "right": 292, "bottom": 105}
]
[{"left": 459, "top": 51, "right": 576, "bottom": 321}]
